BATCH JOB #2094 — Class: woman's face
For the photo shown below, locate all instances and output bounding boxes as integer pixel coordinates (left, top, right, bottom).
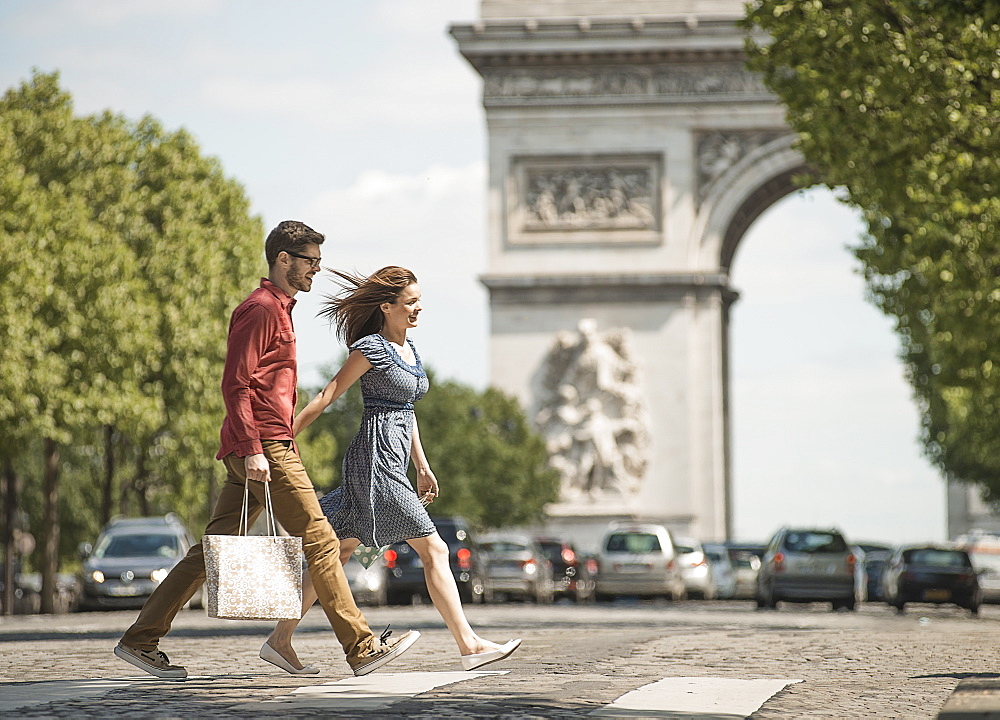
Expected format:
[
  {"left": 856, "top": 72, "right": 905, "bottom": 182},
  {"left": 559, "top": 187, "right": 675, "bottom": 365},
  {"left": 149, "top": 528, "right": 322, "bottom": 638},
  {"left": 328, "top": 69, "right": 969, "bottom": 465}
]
[{"left": 381, "top": 282, "right": 422, "bottom": 332}]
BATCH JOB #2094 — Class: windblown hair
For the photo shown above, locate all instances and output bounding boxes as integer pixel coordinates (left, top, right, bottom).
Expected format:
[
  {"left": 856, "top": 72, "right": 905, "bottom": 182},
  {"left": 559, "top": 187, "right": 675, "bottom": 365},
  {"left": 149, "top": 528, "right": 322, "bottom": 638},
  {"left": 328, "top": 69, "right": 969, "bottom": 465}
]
[
  {"left": 319, "top": 266, "right": 419, "bottom": 346},
  {"left": 264, "top": 220, "right": 325, "bottom": 267}
]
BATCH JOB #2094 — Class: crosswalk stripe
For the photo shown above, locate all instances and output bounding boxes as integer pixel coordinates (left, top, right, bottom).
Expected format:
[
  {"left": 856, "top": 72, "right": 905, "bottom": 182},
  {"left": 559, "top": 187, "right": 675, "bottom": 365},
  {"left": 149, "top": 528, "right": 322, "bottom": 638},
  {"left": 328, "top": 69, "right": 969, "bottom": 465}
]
[
  {"left": 590, "top": 677, "right": 802, "bottom": 717},
  {"left": 262, "top": 670, "right": 509, "bottom": 710}
]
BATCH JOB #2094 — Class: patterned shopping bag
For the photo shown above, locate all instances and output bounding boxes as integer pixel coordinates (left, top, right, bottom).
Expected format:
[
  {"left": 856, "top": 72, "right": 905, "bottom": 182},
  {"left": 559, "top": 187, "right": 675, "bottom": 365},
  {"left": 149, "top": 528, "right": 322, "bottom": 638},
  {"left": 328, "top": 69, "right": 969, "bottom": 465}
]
[{"left": 204, "top": 480, "right": 302, "bottom": 621}]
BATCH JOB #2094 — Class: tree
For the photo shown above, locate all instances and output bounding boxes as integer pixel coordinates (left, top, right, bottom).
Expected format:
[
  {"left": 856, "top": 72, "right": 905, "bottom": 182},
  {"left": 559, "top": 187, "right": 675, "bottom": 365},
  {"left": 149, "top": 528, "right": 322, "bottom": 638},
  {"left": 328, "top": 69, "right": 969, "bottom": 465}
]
[
  {"left": 744, "top": 2, "right": 1000, "bottom": 498},
  {"left": 0, "top": 71, "right": 261, "bottom": 611},
  {"left": 295, "top": 364, "right": 559, "bottom": 531}
]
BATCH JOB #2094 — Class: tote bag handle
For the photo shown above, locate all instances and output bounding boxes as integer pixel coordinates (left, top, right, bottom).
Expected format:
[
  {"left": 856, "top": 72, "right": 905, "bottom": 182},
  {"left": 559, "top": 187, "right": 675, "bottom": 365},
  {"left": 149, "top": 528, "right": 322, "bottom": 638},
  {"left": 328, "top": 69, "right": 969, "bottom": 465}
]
[{"left": 238, "top": 478, "right": 278, "bottom": 537}]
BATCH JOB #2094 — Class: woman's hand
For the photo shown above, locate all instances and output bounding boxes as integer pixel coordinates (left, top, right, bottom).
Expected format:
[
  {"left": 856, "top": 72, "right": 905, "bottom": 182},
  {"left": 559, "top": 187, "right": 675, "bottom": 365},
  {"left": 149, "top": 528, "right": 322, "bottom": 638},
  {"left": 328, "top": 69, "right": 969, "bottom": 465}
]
[{"left": 416, "top": 467, "right": 439, "bottom": 503}]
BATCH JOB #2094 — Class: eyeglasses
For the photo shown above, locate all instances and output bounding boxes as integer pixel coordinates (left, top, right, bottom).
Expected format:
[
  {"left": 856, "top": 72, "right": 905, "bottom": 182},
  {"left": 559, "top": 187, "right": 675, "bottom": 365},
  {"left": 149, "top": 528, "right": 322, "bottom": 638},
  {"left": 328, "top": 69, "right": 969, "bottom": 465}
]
[{"left": 284, "top": 250, "right": 322, "bottom": 269}]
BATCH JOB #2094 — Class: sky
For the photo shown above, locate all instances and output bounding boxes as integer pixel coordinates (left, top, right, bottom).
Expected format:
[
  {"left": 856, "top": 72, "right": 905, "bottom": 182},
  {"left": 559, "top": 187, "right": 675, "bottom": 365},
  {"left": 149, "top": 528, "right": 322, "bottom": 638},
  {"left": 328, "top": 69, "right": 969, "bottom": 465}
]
[{"left": 2, "top": 0, "right": 948, "bottom": 546}]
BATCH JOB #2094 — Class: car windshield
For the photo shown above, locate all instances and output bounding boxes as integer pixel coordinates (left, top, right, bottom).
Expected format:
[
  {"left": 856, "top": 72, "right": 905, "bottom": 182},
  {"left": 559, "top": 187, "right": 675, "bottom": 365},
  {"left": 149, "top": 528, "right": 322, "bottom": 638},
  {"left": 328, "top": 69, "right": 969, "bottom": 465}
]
[
  {"left": 782, "top": 531, "right": 847, "bottom": 554},
  {"left": 674, "top": 544, "right": 696, "bottom": 554},
  {"left": 704, "top": 549, "right": 725, "bottom": 562},
  {"left": 905, "top": 549, "right": 972, "bottom": 568},
  {"left": 606, "top": 533, "right": 661, "bottom": 553},
  {"left": 94, "top": 533, "right": 180, "bottom": 559},
  {"left": 481, "top": 541, "right": 529, "bottom": 553}
]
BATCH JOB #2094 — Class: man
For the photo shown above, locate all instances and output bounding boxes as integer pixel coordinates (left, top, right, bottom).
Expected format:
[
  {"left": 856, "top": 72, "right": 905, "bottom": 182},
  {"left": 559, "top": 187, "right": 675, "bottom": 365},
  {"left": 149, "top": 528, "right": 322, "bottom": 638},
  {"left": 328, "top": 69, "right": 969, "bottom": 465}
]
[{"left": 115, "top": 220, "right": 419, "bottom": 679}]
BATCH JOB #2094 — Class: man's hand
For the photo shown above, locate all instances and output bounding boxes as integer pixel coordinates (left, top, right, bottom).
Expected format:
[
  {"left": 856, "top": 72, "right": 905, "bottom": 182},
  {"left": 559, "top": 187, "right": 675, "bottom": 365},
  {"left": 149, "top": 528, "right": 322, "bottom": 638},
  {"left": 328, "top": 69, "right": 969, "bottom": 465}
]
[{"left": 245, "top": 453, "right": 271, "bottom": 482}]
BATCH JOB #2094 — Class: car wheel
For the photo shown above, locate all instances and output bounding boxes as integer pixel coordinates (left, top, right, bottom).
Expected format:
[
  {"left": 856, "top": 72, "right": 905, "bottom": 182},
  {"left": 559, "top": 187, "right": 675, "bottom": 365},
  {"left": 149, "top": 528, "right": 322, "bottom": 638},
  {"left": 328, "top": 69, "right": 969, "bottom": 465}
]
[
  {"left": 845, "top": 599, "right": 857, "bottom": 611},
  {"left": 895, "top": 601, "right": 906, "bottom": 614},
  {"left": 970, "top": 604, "right": 981, "bottom": 616}
]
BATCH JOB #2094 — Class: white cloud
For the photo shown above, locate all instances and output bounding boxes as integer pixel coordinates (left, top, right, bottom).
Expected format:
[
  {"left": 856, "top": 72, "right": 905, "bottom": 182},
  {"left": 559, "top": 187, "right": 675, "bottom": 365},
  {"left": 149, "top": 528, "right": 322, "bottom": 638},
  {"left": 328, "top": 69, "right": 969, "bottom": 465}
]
[{"left": 292, "top": 161, "right": 487, "bottom": 389}]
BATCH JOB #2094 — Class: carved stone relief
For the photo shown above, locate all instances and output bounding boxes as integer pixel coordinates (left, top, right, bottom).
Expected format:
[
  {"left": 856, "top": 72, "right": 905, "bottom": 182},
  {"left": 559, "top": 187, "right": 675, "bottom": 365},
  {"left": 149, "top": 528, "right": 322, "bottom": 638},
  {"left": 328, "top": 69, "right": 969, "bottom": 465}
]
[
  {"left": 510, "top": 155, "right": 661, "bottom": 244},
  {"left": 695, "top": 130, "right": 789, "bottom": 204},
  {"left": 535, "top": 319, "right": 650, "bottom": 502},
  {"left": 483, "top": 63, "right": 769, "bottom": 103}
]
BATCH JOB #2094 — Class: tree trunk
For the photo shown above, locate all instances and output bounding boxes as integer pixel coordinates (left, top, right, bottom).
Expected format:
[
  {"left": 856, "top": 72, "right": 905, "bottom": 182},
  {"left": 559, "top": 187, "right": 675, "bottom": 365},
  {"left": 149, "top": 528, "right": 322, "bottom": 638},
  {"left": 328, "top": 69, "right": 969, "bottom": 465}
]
[
  {"left": 2, "top": 460, "right": 17, "bottom": 616},
  {"left": 101, "top": 425, "right": 115, "bottom": 527},
  {"left": 40, "top": 438, "right": 60, "bottom": 614}
]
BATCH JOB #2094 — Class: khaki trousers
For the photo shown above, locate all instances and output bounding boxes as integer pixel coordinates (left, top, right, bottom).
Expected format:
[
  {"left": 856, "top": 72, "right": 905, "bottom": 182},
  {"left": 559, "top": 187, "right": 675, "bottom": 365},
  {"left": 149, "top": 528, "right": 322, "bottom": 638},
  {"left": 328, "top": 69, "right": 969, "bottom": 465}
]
[{"left": 121, "top": 440, "right": 376, "bottom": 664}]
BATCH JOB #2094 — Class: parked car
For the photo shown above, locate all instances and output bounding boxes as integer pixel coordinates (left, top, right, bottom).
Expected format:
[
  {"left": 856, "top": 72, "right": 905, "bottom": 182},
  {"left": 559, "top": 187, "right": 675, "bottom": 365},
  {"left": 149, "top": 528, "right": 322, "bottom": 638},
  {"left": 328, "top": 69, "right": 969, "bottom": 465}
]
[
  {"left": 594, "top": 523, "right": 686, "bottom": 601},
  {"left": 881, "top": 545, "right": 981, "bottom": 616},
  {"left": 702, "top": 542, "right": 737, "bottom": 599},
  {"left": 860, "top": 547, "right": 893, "bottom": 602},
  {"left": 674, "top": 537, "right": 716, "bottom": 599},
  {"left": 755, "top": 527, "right": 857, "bottom": 611},
  {"left": 480, "top": 534, "right": 554, "bottom": 603},
  {"left": 954, "top": 530, "right": 1000, "bottom": 603},
  {"left": 77, "top": 514, "right": 201, "bottom": 611},
  {"left": 726, "top": 542, "right": 765, "bottom": 600},
  {"left": 383, "top": 516, "right": 490, "bottom": 605},
  {"left": 536, "top": 537, "right": 595, "bottom": 602}
]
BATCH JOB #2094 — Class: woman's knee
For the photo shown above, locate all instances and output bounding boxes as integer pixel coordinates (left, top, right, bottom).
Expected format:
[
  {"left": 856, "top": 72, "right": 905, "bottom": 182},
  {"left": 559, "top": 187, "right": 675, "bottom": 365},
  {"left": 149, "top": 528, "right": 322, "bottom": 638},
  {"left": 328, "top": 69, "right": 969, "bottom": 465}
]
[{"left": 416, "top": 535, "right": 449, "bottom": 567}]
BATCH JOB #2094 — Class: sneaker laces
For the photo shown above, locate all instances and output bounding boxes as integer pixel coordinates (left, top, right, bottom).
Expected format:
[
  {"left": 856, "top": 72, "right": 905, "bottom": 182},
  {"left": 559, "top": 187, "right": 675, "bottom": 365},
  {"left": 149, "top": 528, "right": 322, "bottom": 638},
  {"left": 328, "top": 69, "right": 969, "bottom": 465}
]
[{"left": 379, "top": 625, "right": 393, "bottom": 646}]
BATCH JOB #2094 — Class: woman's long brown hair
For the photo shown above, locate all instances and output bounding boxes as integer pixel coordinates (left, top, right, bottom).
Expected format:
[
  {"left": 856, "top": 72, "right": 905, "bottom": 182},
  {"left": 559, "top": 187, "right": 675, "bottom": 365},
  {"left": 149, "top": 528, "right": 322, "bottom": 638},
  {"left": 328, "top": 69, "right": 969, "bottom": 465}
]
[{"left": 318, "top": 266, "right": 419, "bottom": 346}]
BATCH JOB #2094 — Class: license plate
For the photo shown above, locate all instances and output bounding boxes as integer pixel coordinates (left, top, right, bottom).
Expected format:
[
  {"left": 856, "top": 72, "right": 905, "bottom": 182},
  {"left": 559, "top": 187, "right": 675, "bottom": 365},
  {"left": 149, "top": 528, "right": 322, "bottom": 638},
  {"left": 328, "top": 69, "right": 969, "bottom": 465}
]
[
  {"left": 107, "top": 585, "right": 142, "bottom": 597},
  {"left": 924, "top": 588, "right": 951, "bottom": 602},
  {"left": 617, "top": 563, "right": 649, "bottom": 574}
]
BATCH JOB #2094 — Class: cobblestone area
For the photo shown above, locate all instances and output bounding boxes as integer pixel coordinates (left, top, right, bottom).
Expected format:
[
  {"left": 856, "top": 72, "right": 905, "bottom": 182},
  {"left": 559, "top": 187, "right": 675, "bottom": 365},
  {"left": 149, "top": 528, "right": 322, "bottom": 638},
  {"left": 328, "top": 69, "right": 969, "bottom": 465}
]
[{"left": 1, "top": 601, "right": 998, "bottom": 718}]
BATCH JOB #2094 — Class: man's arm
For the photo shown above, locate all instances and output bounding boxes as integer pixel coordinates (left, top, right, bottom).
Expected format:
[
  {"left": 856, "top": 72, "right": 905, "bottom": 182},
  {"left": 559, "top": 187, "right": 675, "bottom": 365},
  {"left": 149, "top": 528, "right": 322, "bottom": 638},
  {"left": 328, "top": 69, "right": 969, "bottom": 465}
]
[{"left": 220, "top": 302, "right": 273, "bottom": 479}]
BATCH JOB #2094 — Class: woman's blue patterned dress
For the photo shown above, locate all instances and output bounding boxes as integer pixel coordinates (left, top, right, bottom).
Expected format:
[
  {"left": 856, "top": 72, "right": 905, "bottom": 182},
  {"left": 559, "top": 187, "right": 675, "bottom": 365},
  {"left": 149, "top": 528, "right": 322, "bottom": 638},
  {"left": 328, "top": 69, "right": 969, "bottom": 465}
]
[{"left": 319, "top": 333, "right": 435, "bottom": 547}]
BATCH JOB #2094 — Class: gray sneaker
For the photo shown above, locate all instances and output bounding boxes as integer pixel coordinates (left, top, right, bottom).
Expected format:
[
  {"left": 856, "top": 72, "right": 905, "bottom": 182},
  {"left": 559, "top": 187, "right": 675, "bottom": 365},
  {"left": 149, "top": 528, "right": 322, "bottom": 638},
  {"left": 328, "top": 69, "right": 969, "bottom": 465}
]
[
  {"left": 350, "top": 626, "right": 420, "bottom": 677},
  {"left": 115, "top": 642, "right": 187, "bottom": 679}
]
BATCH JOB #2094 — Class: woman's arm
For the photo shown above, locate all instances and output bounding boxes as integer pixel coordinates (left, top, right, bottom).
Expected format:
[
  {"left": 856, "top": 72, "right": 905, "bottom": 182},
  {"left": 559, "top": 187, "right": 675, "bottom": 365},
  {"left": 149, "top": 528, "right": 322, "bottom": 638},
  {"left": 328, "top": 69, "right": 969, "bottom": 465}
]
[
  {"left": 293, "top": 350, "right": 372, "bottom": 435},
  {"left": 410, "top": 413, "right": 439, "bottom": 501}
]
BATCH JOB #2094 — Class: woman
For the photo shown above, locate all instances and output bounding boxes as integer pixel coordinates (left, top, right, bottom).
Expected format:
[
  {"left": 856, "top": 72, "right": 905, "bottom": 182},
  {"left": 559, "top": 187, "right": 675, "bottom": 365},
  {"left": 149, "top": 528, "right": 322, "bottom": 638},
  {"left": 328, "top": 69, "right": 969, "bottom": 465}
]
[{"left": 260, "top": 266, "right": 520, "bottom": 675}]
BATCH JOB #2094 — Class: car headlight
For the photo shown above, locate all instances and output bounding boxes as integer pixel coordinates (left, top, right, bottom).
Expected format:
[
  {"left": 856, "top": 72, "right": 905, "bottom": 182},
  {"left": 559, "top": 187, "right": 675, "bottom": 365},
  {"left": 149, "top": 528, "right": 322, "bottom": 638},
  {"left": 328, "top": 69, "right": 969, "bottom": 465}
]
[
  {"left": 150, "top": 568, "right": 169, "bottom": 583},
  {"left": 90, "top": 570, "right": 105, "bottom": 584}
]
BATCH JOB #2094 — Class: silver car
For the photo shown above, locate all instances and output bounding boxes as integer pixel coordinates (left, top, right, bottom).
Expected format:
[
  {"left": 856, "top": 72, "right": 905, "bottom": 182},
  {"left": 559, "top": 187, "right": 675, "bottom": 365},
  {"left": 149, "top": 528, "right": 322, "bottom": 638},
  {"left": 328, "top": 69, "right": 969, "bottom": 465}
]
[
  {"left": 702, "top": 542, "right": 737, "bottom": 599},
  {"left": 594, "top": 523, "right": 686, "bottom": 601},
  {"left": 674, "top": 537, "right": 717, "bottom": 599},
  {"left": 756, "top": 527, "right": 857, "bottom": 611}
]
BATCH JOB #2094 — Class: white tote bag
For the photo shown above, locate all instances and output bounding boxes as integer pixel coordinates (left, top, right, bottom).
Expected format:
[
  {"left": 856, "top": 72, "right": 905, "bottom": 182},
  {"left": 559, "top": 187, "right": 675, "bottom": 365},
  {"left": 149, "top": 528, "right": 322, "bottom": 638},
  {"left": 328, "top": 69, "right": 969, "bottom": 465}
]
[{"left": 203, "top": 479, "right": 302, "bottom": 621}]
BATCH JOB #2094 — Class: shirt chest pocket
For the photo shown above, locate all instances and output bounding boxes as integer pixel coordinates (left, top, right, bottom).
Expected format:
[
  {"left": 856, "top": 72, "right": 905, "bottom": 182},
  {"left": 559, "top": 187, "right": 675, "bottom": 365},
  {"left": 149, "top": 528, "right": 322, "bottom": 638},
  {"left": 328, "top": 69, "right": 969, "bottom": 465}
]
[{"left": 274, "top": 329, "right": 296, "bottom": 361}]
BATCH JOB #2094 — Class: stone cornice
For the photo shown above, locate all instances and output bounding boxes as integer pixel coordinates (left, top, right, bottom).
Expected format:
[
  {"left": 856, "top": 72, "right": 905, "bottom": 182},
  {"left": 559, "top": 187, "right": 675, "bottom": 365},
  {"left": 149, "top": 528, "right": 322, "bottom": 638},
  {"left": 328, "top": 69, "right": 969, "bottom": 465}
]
[
  {"left": 450, "top": 16, "right": 764, "bottom": 73},
  {"left": 482, "top": 272, "right": 738, "bottom": 304}
]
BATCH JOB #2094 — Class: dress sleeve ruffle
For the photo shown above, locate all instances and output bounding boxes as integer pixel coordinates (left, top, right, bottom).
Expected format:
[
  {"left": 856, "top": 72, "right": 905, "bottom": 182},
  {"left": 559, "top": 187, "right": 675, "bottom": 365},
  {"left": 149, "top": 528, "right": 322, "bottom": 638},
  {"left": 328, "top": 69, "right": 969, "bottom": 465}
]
[{"left": 350, "top": 334, "right": 392, "bottom": 371}]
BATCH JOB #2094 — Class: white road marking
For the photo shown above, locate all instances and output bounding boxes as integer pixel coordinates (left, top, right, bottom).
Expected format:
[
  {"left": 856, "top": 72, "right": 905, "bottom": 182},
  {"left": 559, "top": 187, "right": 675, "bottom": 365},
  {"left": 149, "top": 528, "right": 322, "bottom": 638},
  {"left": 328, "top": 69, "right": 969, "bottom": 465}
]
[
  {"left": 262, "top": 670, "right": 508, "bottom": 710},
  {"left": 590, "top": 677, "right": 802, "bottom": 718},
  {"left": 0, "top": 679, "right": 134, "bottom": 712}
]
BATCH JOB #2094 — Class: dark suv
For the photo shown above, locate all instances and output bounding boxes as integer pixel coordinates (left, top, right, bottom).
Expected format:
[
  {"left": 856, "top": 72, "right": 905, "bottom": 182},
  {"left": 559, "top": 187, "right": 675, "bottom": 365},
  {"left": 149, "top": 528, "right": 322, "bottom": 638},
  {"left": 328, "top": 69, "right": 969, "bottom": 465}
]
[
  {"left": 756, "top": 527, "right": 857, "bottom": 611},
  {"left": 383, "top": 516, "right": 490, "bottom": 605},
  {"left": 536, "top": 537, "right": 595, "bottom": 602},
  {"left": 77, "top": 514, "right": 201, "bottom": 611}
]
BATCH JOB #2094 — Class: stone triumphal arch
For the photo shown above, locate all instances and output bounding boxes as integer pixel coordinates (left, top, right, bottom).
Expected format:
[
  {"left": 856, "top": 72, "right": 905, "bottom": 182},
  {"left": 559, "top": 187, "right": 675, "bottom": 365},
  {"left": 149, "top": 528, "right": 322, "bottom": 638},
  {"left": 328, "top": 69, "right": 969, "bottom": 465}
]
[{"left": 451, "top": 0, "right": 807, "bottom": 548}]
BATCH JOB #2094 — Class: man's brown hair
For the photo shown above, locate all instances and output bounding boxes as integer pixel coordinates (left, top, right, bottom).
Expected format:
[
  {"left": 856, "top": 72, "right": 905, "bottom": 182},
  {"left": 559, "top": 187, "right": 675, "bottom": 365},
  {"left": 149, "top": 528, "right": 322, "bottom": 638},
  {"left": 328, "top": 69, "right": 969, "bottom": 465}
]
[{"left": 264, "top": 220, "right": 325, "bottom": 267}]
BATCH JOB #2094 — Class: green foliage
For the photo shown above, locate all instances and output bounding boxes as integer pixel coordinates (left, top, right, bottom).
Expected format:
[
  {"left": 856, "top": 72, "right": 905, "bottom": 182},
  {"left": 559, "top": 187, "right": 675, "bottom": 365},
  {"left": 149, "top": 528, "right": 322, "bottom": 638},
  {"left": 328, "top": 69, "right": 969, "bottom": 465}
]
[
  {"left": 745, "top": 1, "right": 1000, "bottom": 497},
  {"left": 0, "top": 71, "right": 262, "bottom": 582},
  {"left": 295, "top": 363, "right": 559, "bottom": 531}
]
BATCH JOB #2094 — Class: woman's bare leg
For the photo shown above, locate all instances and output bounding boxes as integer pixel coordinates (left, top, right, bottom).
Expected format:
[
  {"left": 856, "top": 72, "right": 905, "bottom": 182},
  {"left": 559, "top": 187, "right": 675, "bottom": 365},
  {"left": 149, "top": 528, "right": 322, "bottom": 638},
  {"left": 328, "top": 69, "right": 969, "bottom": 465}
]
[
  {"left": 265, "top": 537, "right": 362, "bottom": 668},
  {"left": 406, "top": 532, "right": 504, "bottom": 656}
]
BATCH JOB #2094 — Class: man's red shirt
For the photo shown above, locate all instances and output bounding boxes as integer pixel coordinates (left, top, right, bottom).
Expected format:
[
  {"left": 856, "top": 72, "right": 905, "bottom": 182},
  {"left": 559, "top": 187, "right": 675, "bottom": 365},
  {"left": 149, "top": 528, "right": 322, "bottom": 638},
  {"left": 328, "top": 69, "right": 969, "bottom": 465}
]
[{"left": 216, "top": 278, "right": 298, "bottom": 459}]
